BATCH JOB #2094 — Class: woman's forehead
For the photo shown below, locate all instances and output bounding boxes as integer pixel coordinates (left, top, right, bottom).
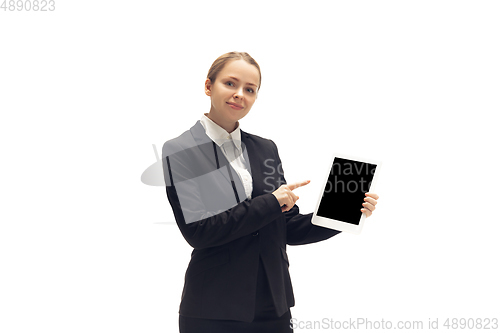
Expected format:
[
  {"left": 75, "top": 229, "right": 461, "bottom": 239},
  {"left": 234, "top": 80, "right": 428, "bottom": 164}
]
[{"left": 219, "top": 60, "right": 260, "bottom": 85}]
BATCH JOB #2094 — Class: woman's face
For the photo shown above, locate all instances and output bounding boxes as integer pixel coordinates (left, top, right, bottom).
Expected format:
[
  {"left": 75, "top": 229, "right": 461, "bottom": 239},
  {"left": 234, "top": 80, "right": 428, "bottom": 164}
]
[{"left": 205, "top": 59, "right": 260, "bottom": 132}]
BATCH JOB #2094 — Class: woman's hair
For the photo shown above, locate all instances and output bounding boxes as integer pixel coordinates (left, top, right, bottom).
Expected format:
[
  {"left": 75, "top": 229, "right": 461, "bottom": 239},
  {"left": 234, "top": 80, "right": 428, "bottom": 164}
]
[{"left": 207, "top": 51, "right": 261, "bottom": 91}]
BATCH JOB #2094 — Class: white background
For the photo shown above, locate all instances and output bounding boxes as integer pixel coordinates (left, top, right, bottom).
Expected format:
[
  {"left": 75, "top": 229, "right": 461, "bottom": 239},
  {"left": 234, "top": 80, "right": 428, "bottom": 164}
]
[{"left": 1, "top": 1, "right": 499, "bottom": 332}]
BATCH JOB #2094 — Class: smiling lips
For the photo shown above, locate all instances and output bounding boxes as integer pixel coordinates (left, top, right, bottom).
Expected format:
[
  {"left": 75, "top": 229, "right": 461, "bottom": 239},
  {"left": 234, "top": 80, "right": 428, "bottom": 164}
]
[{"left": 227, "top": 102, "right": 243, "bottom": 110}]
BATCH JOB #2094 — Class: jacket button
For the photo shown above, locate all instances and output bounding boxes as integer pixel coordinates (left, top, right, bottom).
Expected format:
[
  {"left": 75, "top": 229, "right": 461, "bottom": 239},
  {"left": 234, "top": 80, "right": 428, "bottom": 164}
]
[{"left": 252, "top": 231, "right": 259, "bottom": 236}]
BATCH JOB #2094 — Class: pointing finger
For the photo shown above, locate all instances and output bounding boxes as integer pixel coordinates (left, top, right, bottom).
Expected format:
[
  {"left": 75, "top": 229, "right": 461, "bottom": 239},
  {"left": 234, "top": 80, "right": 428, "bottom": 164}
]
[{"left": 287, "top": 180, "right": 311, "bottom": 191}]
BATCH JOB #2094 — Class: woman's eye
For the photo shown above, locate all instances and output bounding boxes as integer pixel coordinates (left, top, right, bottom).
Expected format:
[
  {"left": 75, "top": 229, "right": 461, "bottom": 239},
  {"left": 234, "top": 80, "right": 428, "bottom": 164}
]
[
  {"left": 225, "top": 81, "right": 234, "bottom": 87},
  {"left": 247, "top": 88, "right": 254, "bottom": 93}
]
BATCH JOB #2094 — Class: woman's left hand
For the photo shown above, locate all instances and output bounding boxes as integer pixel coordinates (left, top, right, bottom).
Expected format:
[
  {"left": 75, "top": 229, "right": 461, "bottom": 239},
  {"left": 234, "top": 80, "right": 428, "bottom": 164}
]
[{"left": 361, "top": 192, "right": 379, "bottom": 218}]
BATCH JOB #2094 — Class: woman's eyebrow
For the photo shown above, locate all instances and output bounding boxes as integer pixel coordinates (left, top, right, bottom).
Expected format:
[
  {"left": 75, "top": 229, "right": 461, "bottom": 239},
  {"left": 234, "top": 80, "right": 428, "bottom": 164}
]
[{"left": 227, "top": 76, "right": 257, "bottom": 87}]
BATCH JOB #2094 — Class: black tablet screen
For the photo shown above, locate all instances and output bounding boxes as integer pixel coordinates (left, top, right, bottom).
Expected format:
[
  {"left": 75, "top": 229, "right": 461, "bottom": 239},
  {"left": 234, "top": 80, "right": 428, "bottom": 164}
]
[{"left": 317, "top": 157, "right": 377, "bottom": 225}]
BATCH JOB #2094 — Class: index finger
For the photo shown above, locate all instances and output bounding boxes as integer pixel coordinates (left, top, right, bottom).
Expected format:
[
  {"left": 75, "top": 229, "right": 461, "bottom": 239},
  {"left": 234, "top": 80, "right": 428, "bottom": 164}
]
[{"left": 287, "top": 180, "right": 311, "bottom": 191}]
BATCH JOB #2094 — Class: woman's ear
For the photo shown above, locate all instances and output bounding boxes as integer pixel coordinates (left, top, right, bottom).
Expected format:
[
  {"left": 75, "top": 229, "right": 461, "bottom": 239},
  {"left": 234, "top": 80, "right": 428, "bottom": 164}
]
[{"left": 205, "top": 78, "right": 212, "bottom": 96}]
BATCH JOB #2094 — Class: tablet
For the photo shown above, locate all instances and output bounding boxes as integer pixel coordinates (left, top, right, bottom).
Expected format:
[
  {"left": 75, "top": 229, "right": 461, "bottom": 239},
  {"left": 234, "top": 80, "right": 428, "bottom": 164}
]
[{"left": 311, "top": 153, "right": 381, "bottom": 235}]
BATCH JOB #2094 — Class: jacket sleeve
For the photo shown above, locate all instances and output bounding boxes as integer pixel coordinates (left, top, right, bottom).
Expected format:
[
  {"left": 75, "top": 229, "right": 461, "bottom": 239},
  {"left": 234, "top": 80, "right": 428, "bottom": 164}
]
[
  {"left": 284, "top": 207, "right": 341, "bottom": 245},
  {"left": 166, "top": 185, "right": 282, "bottom": 250},
  {"left": 269, "top": 140, "right": 342, "bottom": 245}
]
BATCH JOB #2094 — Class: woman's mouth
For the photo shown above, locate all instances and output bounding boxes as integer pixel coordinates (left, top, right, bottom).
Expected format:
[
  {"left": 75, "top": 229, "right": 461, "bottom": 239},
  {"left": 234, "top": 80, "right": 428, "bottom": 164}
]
[{"left": 227, "top": 102, "right": 243, "bottom": 110}]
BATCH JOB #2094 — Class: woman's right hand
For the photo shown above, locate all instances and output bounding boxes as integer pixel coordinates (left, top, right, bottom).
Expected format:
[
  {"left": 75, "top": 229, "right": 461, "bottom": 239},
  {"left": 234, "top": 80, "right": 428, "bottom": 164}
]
[{"left": 272, "top": 180, "right": 310, "bottom": 212}]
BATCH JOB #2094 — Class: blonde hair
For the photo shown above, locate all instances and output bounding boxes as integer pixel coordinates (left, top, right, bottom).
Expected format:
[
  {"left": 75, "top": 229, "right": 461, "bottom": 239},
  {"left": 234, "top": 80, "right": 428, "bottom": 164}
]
[{"left": 207, "top": 51, "right": 261, "bottom": 90}]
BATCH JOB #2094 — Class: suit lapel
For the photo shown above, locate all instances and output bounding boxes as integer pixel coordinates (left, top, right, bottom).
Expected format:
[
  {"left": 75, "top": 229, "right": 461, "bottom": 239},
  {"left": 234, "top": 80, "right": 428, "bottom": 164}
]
[
  {"left": 190, "top": 121, "right": 218, "bottom": 168},
  {"left": 241, "top": 130, "right": 265, "bottom": 198},
  {"left": 190, "top": 121, "right": 248, "bottom": 201}
]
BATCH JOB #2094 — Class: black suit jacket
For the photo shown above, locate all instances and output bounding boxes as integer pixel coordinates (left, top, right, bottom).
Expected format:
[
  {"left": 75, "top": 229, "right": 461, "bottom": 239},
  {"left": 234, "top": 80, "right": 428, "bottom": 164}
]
[{"left": 162, "top": 121, "right": 341, "bottom": 322}]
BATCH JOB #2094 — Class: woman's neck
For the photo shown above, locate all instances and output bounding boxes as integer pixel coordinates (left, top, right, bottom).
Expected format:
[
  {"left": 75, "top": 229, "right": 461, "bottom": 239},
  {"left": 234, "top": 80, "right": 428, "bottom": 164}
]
[{"left": 205, "top": 112, "right": 238, "bottom": 133}]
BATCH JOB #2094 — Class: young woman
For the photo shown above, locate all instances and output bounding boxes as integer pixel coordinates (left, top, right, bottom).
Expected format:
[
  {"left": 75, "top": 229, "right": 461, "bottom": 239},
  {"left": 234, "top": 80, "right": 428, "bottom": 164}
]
[{"left": 162, "top": 51, "right": 379, "bottom": 333}]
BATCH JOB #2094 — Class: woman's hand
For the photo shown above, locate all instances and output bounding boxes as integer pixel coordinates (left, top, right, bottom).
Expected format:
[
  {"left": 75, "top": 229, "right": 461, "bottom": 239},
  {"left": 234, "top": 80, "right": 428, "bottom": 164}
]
[
  {"left": 361, "top": 192, "right": 379, "bottom": 217},
  {"left": 272, "top": 180, "right": 310, "bottom": 212}
]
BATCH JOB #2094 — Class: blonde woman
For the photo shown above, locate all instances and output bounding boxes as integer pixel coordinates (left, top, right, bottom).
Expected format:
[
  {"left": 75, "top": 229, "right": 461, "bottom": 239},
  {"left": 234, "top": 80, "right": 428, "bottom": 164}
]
[{"left": 162, "top": 51, "right": 379, "bottom": 332}]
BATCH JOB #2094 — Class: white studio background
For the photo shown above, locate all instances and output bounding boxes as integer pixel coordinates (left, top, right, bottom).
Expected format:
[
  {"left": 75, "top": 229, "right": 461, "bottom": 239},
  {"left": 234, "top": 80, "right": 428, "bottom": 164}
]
[{"left": 1, "top": 1, "right": 499, "bottom": 332}]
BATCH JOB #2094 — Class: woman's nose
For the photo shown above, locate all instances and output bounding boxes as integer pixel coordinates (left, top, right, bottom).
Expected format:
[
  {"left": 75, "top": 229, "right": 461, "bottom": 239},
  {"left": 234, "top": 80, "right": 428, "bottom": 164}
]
[{"left": 234, "top": 88, "right": 244, "bottom": 99}]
